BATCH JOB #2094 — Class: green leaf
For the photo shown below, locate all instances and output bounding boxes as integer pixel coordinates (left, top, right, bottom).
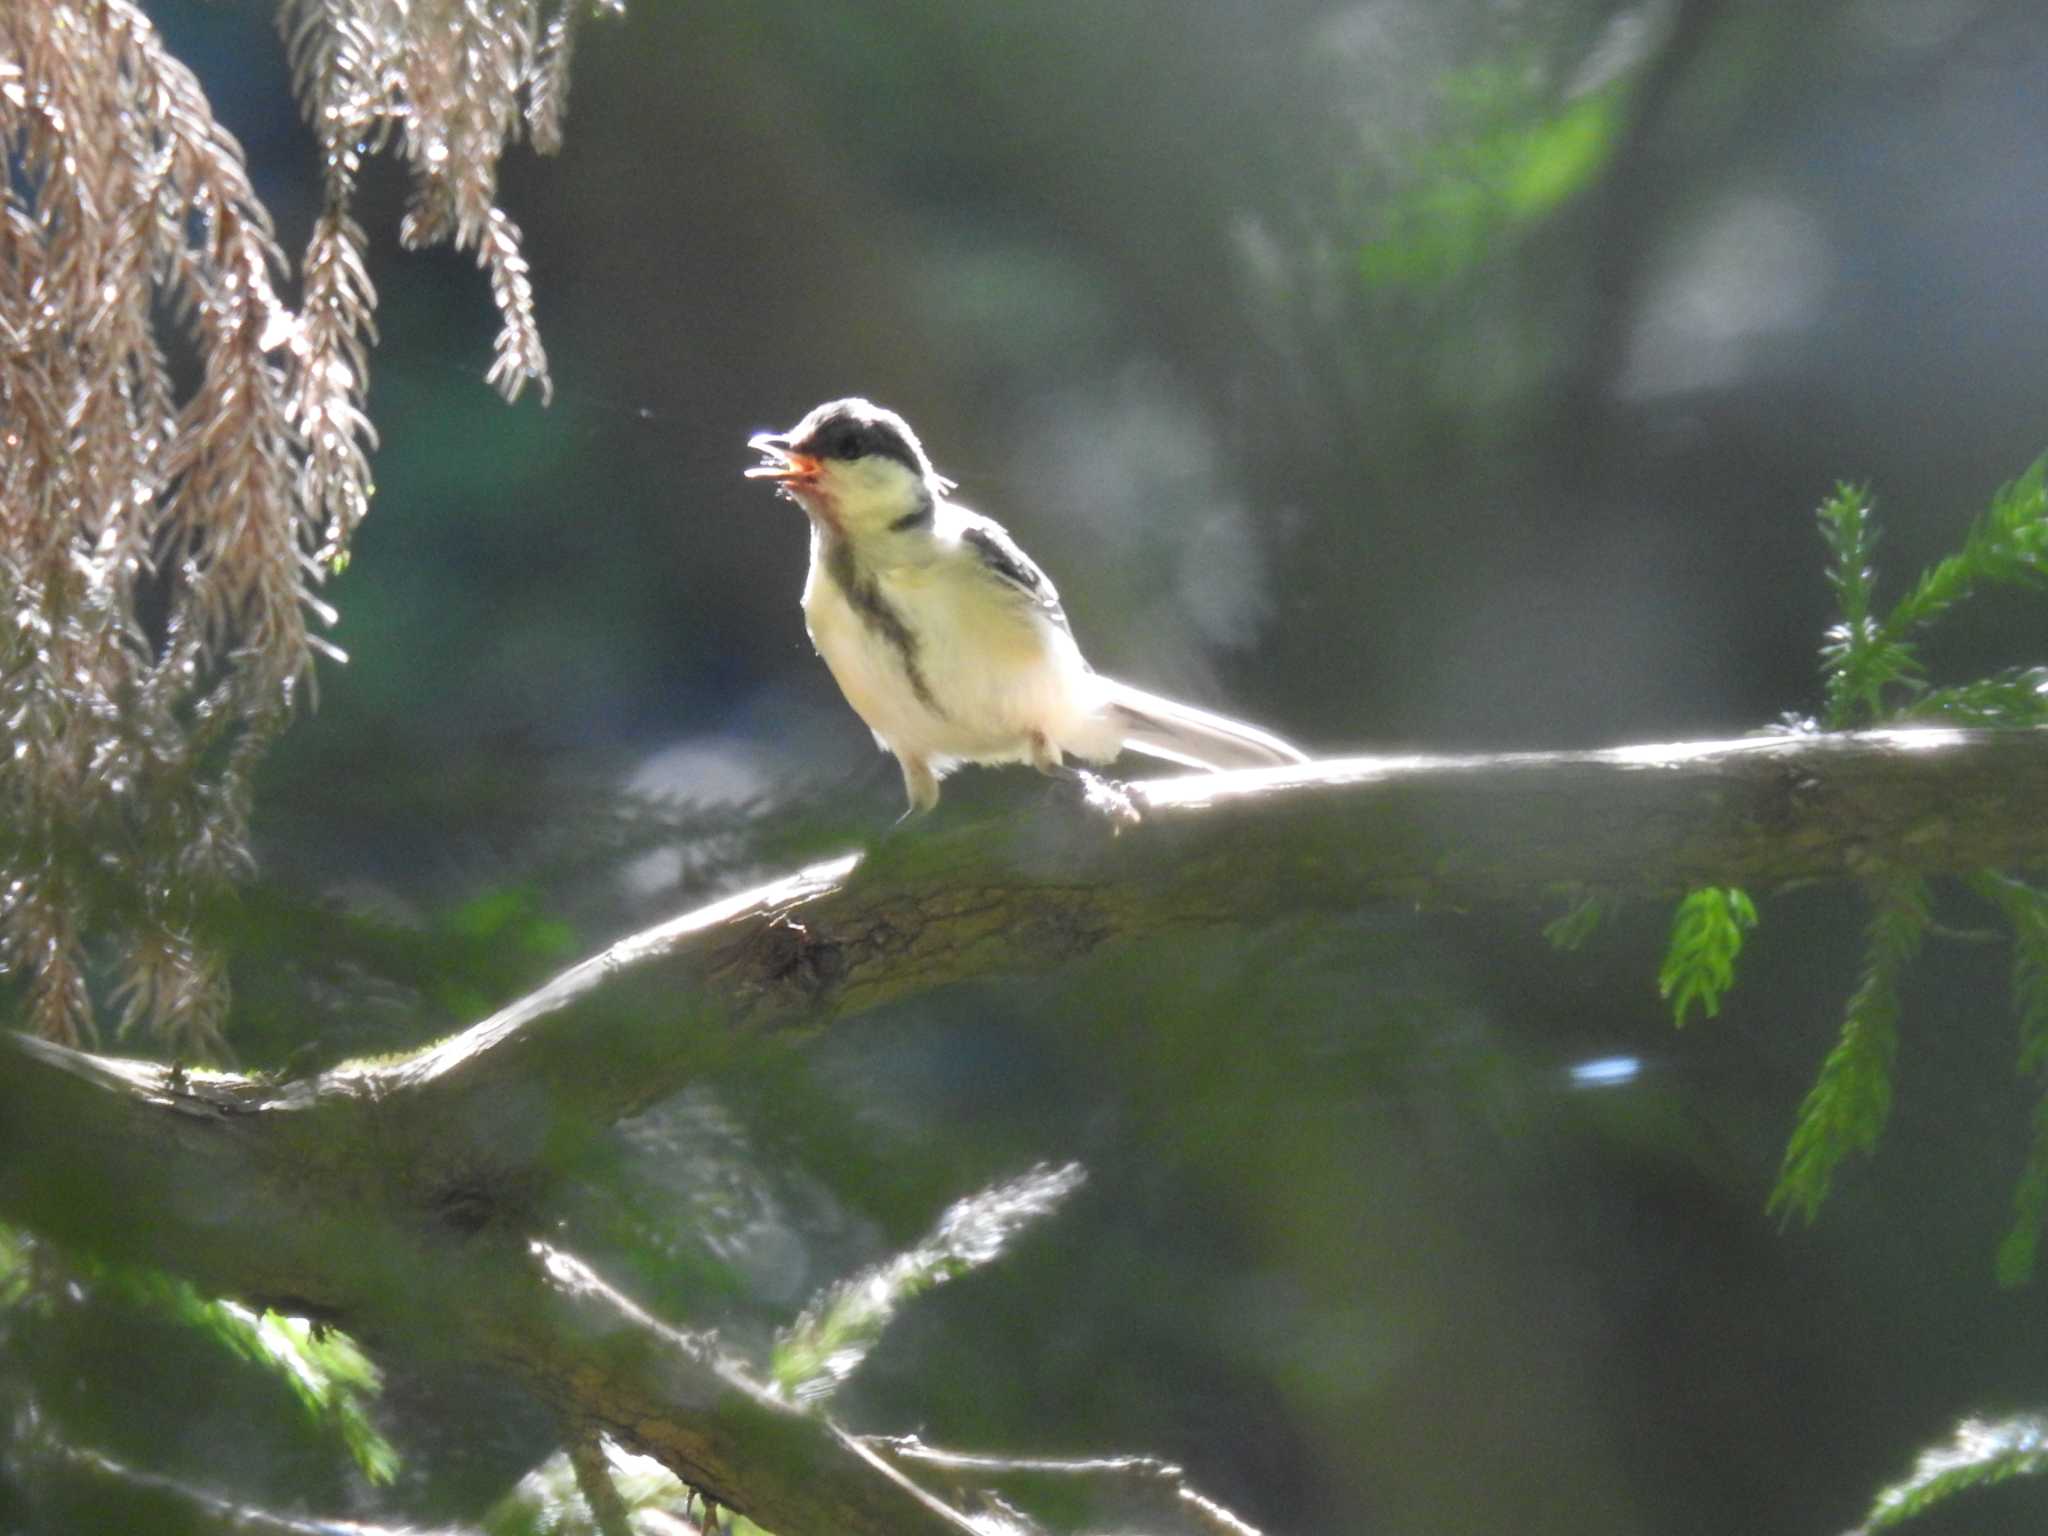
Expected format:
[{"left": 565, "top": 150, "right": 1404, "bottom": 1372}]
[
  {"left": 1816, "top": 482, "right": 1920, "bottom": 728},
  {"left": 1854, "top": 1413, "right": 2048, "bottom": 1532},
  {"left": 447, "top": 884, "right": 546, "bottom": 941},
  {"left": 1967, "top": 871, "right": 2048, "bottom": 1284},
  {"left": 771, "top": 1163, "right": 1084, "bottom": 1404},
  {"left": 1970, "top": 872, "right": 2048, "bottom": 1074},
  {"left": 1899, "top": 668, "right": 2048, "bottom": 728},
  {"left": 1502, "top": 93, "right": 1617, "bottom": 216},
  {"left": 1359, "top": 65, "right": 1624, "bottom": 290},
  {"left": 1996, "top": 1096, "right": 2048, "bottom": 1290},
  {"left": 1887, "top": 456, "right": 2048, "bottom": 637},
  {"left": 0, "top": 1222, "right": 32, "bottom": 1309},
  {"left": 1542, "top": 892, "right": 1608, "bottom": 952},
  {"left": 87, "top": 1259, "right": 398, "bottom": 1483},
  {"left": 1816, "top": 460, "right": 2048, "bottom": 730},
  {"left": 1771, "top": 880, "right": 1930, "bottom": 1224},
  {"left": 1817, "top": 480, "right": 1878, "bottom": 630},
  {"left": 1657, "top": 887, "right": 1757, "bottom": 1026},
  {"left": 1820, "top": 620, "right": 1922, "bottom": 729}
]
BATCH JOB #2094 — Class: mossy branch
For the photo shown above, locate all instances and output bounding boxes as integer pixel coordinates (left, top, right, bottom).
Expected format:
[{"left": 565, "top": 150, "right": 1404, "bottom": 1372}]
[
  {"left": 6, "top": 724, "right": 2048, "bottom": 1532},
  {"left": 180, "top": 723, "right": 2048, "bottom": 1136}
]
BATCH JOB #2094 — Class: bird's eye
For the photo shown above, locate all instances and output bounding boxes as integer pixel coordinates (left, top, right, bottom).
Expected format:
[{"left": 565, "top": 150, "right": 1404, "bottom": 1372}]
[{"left": 832, "top": 426, "right": 866, "bottom": 459}]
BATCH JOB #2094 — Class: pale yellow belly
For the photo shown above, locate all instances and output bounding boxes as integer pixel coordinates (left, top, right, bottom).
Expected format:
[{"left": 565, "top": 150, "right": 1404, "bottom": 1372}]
[{"left": 802, "top": 558, "right": 1109, "bottom": 766}]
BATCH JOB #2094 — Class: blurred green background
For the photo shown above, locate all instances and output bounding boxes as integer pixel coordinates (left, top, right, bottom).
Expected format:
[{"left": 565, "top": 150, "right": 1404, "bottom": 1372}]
[{"left": 20, "top": 1, "right": 2048, "bottom": 1532}]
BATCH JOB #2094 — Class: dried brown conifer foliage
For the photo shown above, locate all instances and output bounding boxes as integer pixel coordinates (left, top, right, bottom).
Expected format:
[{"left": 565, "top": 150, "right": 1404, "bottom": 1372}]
[{"left": 0, "top": 0, "right": 612, "bottom": 1053}]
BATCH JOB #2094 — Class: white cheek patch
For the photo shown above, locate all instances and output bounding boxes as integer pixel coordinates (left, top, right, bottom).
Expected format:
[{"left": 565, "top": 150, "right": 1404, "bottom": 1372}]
[{"left": 823, "top": 460, "right": 928, "bottom": 533}]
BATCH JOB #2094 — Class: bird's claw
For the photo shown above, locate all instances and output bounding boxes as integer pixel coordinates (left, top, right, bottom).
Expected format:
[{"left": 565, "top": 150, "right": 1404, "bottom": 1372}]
[{"left": 1068, "top": 768, "right": 1141, "bottom": 829}]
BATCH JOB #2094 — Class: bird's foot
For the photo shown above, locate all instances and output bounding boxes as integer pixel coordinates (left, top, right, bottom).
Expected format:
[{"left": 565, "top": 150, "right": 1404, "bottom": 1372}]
[{"left": 1056, "top": 766, "right": 1142, "bottom": 829}]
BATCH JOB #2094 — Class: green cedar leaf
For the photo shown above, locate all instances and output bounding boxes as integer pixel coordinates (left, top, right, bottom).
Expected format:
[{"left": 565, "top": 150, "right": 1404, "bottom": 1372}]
[
  {"left": 1657, "top": 887, "right": 1757, "bottom": 1026},
  {"left": 1359, "top": 65, "right": 1624, "bottom": 290},
  {"left": 1967, "top": 871, "right": 2048, "bottom": 1284},
  {"left": 1771, "top": 879, "right": 1930, "bottom": 1224},
  {"left": 1815, "top": 482, "right": 1923, "bottom": 728},
  {"left": 1543, "top": 892, "right": 1608, "bottom": 952},
  {"left": 1996, "top": 1096, "right": 2048, "bottom": 1289},
  {"left": 1887, "top": 457, "right": 2048, "bottom": 637},
  {"left": 1899, "top": 668, "right": 2048, "bottom": 728},
  {"left": 84, "top": 1256, "right": 398, "bottom": 1483},
  {"left": 771, "top": 1163, "right": 1084, "bottom": 1404},
  {"left": 1817, "top": 480, "right": 1878, "bottom": 629}
]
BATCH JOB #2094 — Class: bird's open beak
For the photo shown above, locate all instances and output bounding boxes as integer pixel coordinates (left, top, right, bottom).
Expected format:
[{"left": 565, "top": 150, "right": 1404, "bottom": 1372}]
[{"left": 745, "top": 431, "right": 820, "bottom": 482}]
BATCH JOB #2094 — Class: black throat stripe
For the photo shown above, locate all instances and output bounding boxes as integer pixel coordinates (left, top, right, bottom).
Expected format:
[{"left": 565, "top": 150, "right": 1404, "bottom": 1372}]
[{"left": 824, "top": 538, "right": 945, "bottom": 718}]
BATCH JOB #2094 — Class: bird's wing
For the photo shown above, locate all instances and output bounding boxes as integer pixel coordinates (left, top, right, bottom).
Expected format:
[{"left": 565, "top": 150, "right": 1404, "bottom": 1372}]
[{"left": 959, "top": 514, "right": 1073, "bottom": 635}]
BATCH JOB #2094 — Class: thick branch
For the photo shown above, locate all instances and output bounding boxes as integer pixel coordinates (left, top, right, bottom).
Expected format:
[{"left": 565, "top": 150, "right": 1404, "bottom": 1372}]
[
  {"left": 4, "top": 725, "right": 2043, "bottom": 1534},
  {"left": 368, "top": 724, "right": 2048, "bottom": 1124}
]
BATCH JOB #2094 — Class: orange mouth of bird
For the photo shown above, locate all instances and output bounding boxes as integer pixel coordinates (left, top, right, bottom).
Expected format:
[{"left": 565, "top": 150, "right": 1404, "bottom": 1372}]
[{"left": 745, "top": 433, "right": 821, "bottom": 485}]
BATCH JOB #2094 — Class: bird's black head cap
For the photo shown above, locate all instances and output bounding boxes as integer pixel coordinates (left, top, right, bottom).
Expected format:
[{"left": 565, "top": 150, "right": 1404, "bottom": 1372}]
[{"left": 790, "top": 399, "right": 930, "bottom": 477}]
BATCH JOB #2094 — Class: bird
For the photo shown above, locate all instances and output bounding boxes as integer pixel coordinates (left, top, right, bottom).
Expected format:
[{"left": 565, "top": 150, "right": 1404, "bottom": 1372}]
[{"left": 746, "top": 397, "right": 1307, "bottom": 814}]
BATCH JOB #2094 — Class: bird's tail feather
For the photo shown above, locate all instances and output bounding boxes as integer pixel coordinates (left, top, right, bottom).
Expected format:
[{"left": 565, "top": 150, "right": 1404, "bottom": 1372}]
[{"left": 1099, "top": 678, "right": 1307, "bottom": 771}]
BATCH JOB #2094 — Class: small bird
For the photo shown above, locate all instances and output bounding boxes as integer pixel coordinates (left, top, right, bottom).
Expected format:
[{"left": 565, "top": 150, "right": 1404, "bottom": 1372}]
[{"left": 746, "top": 398, "right": 1306, "bottom": 814}]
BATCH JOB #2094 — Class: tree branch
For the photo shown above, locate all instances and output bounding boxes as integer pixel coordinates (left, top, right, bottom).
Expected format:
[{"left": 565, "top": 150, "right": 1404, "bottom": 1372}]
[
  {"left": 867, "top": 1435, "right": 1266, "bottom": 1535},
  {"left": 365, "top": 723, "right": 2048, "bottom": 1125},
  {"left": 567, "top": 1432, "right": 635, "bottom": 1536},
  {"left": 4, "top": 725, "right": 2043, "bottom": 1534},
  {"left": 28, "top": 1428, "right": 474, "bottom": 1536}
]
